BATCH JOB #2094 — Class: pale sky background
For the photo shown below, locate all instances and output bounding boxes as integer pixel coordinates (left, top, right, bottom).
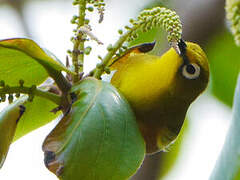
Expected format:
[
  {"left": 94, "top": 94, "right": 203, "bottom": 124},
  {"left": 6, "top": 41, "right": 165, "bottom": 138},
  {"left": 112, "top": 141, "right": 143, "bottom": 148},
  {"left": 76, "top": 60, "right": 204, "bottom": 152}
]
[{"left": 0, "top": 0, "right": 232, "bottom": 180}]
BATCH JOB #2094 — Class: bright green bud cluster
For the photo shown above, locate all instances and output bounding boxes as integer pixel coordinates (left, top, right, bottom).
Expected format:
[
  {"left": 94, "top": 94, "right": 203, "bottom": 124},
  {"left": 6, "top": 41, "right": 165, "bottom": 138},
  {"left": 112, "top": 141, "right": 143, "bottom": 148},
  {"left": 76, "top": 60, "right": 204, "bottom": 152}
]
[
  {"left": 226, "top": 0, "right": 240, "bottom": 46},
  {"left": 129, "top": 7, "right": 182, "bottom": 43},
  {"left": 92, "top": 6, "right": 182, "bottom": 79}
]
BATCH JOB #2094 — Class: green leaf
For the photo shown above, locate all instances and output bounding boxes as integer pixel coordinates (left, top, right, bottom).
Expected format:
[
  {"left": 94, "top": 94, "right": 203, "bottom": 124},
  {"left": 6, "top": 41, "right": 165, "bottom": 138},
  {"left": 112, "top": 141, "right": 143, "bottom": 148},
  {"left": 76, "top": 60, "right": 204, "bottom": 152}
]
[
  {"left": 0, "top": 92, "right": 60, "bottom": 169},
  {"left": 43, "top": 78, "right": 145, "bottom": 180},
  {"left": 0, "top": 38, "right": 74, "bottom": 86},
  {"left": 207, "top": 31, "right": 240, "bottom": 106},
  {"left": 0, "top": 101, "right": 25, "bottom": 168},
  {"left": 209, "top": 74, "right": 240, "bottom": 180},
  {"left": 13, "top": 95, "right": 60, "bottom": 141},
  {"left": 0, "top": 46, "right": 47, "bottom": 86}
]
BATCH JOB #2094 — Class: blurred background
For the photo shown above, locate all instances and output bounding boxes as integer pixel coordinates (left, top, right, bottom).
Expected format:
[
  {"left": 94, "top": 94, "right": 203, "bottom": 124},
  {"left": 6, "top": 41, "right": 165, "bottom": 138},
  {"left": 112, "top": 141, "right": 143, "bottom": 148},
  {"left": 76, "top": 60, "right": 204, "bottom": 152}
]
[{"left": 0, "top": 0, "right": 238, "bottom": 179}]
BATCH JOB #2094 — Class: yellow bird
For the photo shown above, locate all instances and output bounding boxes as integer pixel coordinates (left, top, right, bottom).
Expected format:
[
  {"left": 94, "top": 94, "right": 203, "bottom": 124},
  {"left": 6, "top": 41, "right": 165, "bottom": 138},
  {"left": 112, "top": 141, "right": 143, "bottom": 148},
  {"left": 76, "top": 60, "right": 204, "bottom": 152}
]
[{"left": 110, "top": 40, "right": 209, "bottom": 154}]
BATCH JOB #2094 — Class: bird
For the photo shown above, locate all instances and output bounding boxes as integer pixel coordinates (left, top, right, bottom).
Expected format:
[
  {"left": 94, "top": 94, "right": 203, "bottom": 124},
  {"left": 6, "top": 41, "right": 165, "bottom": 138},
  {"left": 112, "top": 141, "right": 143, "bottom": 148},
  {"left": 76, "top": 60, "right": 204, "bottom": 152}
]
[{"left": 110, "top": 40, "right": 209, "bottom": 154}]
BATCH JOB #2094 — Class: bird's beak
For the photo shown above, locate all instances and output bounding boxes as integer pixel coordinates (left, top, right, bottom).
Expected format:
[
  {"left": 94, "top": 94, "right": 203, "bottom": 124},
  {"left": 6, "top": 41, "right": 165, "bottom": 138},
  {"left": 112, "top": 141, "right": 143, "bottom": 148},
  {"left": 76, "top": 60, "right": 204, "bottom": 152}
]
[
  {"left": 177, "top": 39, "right": 187, "bottom": 56},
  {"left": 177, "top": 39, "right": 189, "bottom": 65}
]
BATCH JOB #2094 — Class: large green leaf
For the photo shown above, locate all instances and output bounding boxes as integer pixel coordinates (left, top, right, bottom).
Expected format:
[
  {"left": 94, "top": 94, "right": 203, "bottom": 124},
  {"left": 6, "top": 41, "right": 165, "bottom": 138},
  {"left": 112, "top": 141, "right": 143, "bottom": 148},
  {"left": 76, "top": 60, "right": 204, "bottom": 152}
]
[
  {"left": 209, "top": 75, "right": 240, "bottom": 180},
  {"left": 43, "top": 78, "right": 145, "bottom": 180},
  {"left": 13, "top": 95, "right": 60, "bottom": 141},
  {"left": 207, "top": 31, "right": 240, "bottom": 106},
  {"left": 0, "top": 101, "right": 25, "bottom": 168},
  {"left": 0, "top": 38, "right": 74, "bottom": 86}
]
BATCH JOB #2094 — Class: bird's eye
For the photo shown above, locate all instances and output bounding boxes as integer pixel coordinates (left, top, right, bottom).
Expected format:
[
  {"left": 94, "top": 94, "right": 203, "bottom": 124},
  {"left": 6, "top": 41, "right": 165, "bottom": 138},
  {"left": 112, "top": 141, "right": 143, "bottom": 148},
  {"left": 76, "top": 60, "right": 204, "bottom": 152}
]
[{"left": 182, "top": 63, "right": 200, "bottom": 80}]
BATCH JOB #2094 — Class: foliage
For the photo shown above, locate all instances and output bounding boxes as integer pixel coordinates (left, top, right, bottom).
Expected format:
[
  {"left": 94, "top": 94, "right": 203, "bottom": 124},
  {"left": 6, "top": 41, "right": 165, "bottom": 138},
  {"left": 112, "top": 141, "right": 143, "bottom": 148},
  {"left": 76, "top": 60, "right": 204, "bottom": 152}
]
[
  {"left": 207, "top": 31, "right": 240, "bottom": 106},
  {"left": 0, "top": 0, "right": 184, "bottom": 179},
  {"left": 43, "top": 78, "right": 145, "bottom": 179},
  {"left": 0, "top": 101, "right": 24, "bottom": 168},
  {"left": 1, "top": 0, "right": 240, "bottom": 179},
  {"left": 209, "top": 75, "right": 240, "bottom": 180},
  {"left": 13, "top": 95, "right": 60, "bottom": 141},
  {"left": 206, "top": 1, "right": 240, "bottom": 179}
]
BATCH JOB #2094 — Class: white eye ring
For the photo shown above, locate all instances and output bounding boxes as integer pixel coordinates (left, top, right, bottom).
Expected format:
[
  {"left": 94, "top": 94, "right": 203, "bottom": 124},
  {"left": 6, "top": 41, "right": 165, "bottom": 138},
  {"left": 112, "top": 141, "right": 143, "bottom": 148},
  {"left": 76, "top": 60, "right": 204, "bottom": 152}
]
[{"left": 182, "top": 63, "right": 200, "bottom": 80}]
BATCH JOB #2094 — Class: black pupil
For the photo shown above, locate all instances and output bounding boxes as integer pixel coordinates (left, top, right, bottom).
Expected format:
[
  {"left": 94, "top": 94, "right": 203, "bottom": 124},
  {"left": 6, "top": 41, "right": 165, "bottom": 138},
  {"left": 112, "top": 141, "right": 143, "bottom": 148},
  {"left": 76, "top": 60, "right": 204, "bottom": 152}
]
[{"left": 186, "top": 64, "right": 196, "bottom": 74}]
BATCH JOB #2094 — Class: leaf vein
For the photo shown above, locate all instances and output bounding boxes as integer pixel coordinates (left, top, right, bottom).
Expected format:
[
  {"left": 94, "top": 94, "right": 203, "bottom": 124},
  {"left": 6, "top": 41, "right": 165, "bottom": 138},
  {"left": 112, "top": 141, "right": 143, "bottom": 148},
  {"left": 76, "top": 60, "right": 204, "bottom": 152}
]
[{"left": 56, "top": 81, "right": 102, "bottom": 154}]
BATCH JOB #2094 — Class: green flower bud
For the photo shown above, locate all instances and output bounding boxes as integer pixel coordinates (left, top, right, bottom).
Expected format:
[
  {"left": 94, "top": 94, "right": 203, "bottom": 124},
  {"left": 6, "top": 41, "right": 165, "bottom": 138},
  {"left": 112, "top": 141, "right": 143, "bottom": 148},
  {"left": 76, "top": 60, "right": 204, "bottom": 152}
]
[
  {"left": 8, "top": 94, "right": 13, "bottom": 103},
  {"left": 87, "top": 6, "right": 94, "bottom": 12},
  {"left": 84, "top": 46, "right": 92, "bottom": 55},
  {"left": 118, "top": 29, "right": 123, "bottom": 35}
]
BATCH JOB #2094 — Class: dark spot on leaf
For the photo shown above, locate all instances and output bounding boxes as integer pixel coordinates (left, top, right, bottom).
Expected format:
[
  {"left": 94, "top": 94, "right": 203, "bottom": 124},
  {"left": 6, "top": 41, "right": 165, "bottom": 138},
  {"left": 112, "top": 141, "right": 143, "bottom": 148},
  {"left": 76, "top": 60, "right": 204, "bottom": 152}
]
[
  {"left": 44, "top": 151, "right": 56, "bottom": 168},
  {"left": 56, "top": 165, "right": 64, "bottom": 176},
  {"left": 70, "top": 92, "right": 77, "bottom": 103},
  {"left": 16, "top": 105, "right": 25, "bottom": 123},
  {"left": 19, "top": 105, "right": 26, "bottom": 115},
  {"left": 50, "top": 106, "right": 62, "bottom": 114}
]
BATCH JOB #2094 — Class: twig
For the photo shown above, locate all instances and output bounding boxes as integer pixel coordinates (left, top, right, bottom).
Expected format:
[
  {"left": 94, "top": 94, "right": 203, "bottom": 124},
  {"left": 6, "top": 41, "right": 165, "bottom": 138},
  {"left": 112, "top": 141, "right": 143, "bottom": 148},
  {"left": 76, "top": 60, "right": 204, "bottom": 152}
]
[
  {"left": 0, "top": 84, "right": 62, "bottom": 105},
  {"left": 72, "top": 0, "right": 87, "bottom": 83}
]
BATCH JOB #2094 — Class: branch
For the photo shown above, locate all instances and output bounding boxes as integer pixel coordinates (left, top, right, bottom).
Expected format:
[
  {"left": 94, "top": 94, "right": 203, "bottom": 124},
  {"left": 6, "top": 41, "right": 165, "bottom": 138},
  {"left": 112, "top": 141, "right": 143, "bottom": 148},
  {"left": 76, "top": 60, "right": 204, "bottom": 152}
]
[
  {"left": 70, "top": 0, "right": 106, "bottom": 83},
  {"left": 71, "top": 0, "right": 87, "bottom": 83},
  {"left": 0, "top": 82, "right": 61, "bottom": 105}
]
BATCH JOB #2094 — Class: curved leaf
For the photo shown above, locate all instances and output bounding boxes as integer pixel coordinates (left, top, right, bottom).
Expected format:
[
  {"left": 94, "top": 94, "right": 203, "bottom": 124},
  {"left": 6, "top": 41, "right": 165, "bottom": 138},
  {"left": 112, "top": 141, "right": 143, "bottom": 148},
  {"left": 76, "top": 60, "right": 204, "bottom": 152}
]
[
  {"left": 13, "top": 95, "right": 60, "bottom": 141},
  {"left": 43, "top": 78, "right": 145, "bottom": 180},
  {"left": 0, "top": 101, "right": 25, "bottom": 168},
  {"left": 0, "top": 92, "right": 60, "bottom": 169},
  {"left": 0, "top": 46, "right": 48, "bottom": 86},
  {"left": 0, "top": 38, "right": 74, "bottom": 86},
  {"left": 209, "top": 75, "right": 240, "bottom": 180},
  {"left": 0, "top": 38, "right": 73, "bottom": 74}
]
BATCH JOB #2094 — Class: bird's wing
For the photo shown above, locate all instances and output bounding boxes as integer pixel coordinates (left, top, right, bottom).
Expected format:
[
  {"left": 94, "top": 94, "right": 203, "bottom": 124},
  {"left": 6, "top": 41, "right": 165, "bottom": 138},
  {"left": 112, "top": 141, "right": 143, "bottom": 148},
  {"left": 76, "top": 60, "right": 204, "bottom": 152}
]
[{"left": 109, "top": 41, "right": 156, "bottom": 70}]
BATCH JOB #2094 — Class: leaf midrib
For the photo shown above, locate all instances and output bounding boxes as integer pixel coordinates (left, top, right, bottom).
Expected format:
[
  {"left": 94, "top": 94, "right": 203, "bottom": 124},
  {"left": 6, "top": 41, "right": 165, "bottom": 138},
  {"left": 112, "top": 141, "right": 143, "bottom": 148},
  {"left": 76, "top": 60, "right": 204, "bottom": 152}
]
[{"left": 55, "top": 80, "right": 102, "bottom": 154}]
